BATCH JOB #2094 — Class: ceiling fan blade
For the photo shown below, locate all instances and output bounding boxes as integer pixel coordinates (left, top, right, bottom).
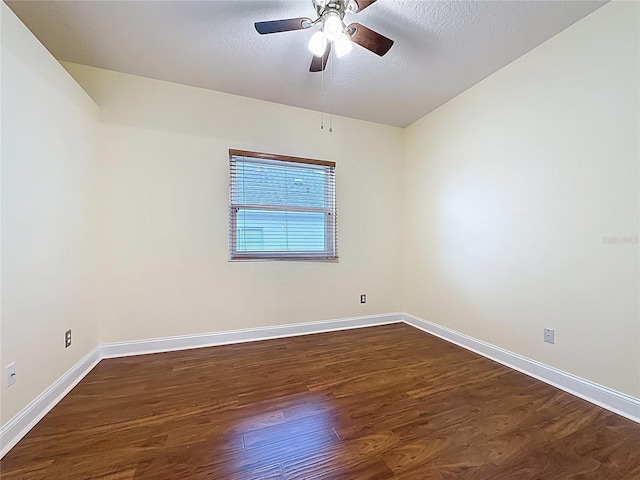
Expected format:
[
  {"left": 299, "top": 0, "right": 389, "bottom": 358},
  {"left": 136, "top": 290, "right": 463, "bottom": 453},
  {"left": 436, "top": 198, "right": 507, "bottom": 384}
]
[
  {"left": 348, "top": 22, "right": 394, "bottom": 56},
  {"left": 255, "top": 17, "right": 312, "bottom": 34},
  {"left": 310, "top": 42, "right": 332, "bottom": 72},
  {"left": 352, "top": 0, "right": 378, "bottom": 13}
]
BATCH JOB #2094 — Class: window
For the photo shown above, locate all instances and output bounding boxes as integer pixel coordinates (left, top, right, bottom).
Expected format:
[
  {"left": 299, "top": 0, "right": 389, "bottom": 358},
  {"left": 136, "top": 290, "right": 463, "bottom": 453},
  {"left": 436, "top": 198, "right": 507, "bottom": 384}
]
[{"left": 229, "top": 149, "right": 337, "bottom": 261}]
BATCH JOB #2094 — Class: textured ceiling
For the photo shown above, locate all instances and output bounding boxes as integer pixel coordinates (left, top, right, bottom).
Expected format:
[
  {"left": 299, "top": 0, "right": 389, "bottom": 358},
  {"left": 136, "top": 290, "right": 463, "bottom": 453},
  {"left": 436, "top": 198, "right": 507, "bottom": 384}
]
[{"left": 6, "top": 0, "right": 606, "bottom": 127}]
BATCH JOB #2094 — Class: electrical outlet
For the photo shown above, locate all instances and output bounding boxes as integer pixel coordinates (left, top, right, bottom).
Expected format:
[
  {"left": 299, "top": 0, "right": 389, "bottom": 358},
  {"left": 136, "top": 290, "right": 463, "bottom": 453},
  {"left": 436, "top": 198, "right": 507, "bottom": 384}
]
[
  {"left": 65, "top": 329, "right": 72, "bottom": 348},
  {"left": 544, "top": 328, "right": 555, "bottom": 344},
  {"left": 6, "top": 363, "right": 16, "bottom": 387},
  {"left": 360, "top": 294, "right": 366, "bottom": 304}
]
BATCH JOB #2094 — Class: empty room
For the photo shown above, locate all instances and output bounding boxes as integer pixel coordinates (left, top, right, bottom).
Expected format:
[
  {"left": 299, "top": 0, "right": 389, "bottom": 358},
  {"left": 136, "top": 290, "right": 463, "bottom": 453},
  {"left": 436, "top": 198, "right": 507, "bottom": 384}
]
[{"left": 1, "top": 0, "right": 639, "bottom": 478}]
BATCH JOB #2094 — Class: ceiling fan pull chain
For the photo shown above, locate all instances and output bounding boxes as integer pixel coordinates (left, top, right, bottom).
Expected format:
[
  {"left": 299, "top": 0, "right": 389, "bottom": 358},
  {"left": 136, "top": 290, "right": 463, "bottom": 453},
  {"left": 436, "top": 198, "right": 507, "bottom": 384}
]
[
  {"left": 329, "top": 47, "right": 333, "bottom": 133},
  {"left": 321, "top": 52, "right": 325, "bottom": 130}
]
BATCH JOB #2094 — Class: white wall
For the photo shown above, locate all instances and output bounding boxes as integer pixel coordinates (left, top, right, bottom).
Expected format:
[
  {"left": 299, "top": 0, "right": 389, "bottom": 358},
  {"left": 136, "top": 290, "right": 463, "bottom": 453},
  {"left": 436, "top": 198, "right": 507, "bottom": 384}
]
[
  {"left": 1, "top": 3, "right": 99, "bottom": 423},
  {"left": 403, "top": 1, "right": 639, "bottom": 397},
  {"left": 62, "top": 63, "right": 405, "bottom": 343}
]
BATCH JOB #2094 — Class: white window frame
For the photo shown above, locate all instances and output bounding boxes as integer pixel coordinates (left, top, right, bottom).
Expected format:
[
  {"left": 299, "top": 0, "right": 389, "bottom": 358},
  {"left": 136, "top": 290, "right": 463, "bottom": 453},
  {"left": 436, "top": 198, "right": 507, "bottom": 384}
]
[{"left": 229, "top": 149, "right": 337, "bottom": 261}]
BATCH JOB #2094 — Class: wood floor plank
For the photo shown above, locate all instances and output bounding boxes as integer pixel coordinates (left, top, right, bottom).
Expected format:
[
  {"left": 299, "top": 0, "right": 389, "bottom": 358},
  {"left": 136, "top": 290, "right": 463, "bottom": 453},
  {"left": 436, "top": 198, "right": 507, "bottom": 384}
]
[
  {"left": 243, "top": 415, "right": 338, "bottom": 450},
  {"left": 1, "top": 323, "right": 638, "bottom": 479}
]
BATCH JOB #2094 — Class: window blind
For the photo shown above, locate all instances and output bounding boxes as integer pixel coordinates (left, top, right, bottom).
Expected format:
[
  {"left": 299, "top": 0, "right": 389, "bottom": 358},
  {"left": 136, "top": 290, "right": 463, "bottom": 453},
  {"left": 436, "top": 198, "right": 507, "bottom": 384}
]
[{"left": 229, "top": 149, "right": 337, "bottom": 261}]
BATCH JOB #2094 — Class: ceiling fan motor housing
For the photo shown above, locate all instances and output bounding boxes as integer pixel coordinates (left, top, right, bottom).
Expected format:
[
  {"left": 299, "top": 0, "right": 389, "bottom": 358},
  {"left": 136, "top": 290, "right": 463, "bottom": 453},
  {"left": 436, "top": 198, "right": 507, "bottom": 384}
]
[{"left": 314, "top": 0, "right": 350, "bottom": 19}]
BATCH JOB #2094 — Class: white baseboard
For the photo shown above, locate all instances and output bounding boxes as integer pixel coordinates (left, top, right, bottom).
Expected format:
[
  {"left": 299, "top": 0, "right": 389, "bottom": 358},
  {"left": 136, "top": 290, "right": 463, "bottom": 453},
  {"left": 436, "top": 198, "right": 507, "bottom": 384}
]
[
  {"left": 101, "top": 313, "right": 403, "bottom": 359},
  {"left": 402, "top": 313, "right": 640, "bottom": 424},
  {"left": 0, "top": 346, "right": 102, "bottom": 459}
]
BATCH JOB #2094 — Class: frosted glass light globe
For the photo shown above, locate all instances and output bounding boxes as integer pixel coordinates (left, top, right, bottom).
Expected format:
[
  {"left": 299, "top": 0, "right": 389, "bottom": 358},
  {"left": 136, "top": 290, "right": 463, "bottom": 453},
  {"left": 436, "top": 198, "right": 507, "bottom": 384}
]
[
  {"left": 335, "top": 32, "right": 353, "bottom": 58},
  {"left": 308, "top": 31, "right": 327, "bottom": 57},
  {"left": 323, "top": 12, "right": 343, "bottom": 42}
]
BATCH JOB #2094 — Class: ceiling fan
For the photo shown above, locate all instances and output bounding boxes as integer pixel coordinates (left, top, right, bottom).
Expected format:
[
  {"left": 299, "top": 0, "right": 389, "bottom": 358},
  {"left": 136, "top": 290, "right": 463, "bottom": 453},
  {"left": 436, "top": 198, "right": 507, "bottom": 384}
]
[{"left": 254, "top": 0, "right": 394, "bottom": 72}]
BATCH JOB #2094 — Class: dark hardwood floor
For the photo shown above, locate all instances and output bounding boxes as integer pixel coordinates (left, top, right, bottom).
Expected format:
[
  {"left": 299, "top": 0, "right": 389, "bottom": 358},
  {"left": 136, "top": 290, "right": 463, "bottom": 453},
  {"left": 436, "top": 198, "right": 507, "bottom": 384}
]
[{"left": 1, "top": 323, "right": 639, "bottom": 479}]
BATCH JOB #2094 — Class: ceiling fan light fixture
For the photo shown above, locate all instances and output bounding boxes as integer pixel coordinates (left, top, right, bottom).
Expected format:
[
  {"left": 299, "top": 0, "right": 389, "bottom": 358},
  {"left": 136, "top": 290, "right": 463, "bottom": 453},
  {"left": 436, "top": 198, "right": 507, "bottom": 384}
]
[
  {"left": 323, "top": 11, "right": 344, "bottom": 42},
  {"left": 254, "top": 0, "right": 392, "bottom": 73},
  {"left": 308, "top": 30, "right": 327, "bottom": 57},
  {"left": 334, "top": 32, "right": 353, "bottom": 58}
]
